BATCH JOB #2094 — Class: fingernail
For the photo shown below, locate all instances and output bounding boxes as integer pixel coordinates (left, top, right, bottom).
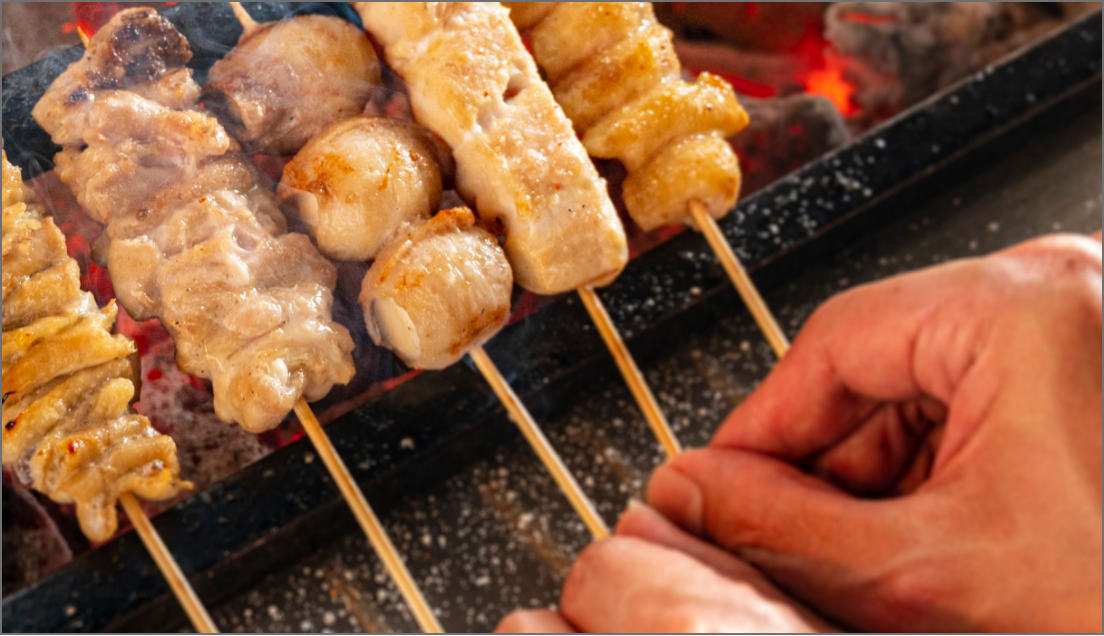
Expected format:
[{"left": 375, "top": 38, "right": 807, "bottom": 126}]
[{"left": 648, "top": 466, "right": 704, "bottom": 536}]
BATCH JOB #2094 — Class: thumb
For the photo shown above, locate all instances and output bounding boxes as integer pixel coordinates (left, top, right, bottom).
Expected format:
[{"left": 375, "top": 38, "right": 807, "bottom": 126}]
[{"left": 647, "top": 448, "right": 919, "bottom": 624}]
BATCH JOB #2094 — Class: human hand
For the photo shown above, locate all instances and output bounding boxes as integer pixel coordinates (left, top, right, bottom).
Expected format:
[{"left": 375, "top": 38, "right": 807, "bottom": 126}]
[
  {"left": 648, "top": 233, "right": 1102, "bottom": 632},
  {"left": 495, "top": 501, "right": 829, "bottom": 633}
]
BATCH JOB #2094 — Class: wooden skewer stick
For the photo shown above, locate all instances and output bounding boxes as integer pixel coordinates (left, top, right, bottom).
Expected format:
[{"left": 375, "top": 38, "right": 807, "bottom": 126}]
[
  {"left": 294, "top": 399, "right": 444, "bottom": 633},
  {"left": 77, "top": 26, "right": 91, "bottom": 48},
  {"left": 576, "top": 286, "right": 683, "bottom": 458},
  {"left": 689, "top": 200, "right": 791, "bottom": 358},
  {"left": 228, "top": 2, "right": 262, "bottom": 38},
  {"left": 119, "top": 493, "right": 219, "bottom": 634},
  {"left": 469, "top": 346, "right": 611, "bottom": 539}
]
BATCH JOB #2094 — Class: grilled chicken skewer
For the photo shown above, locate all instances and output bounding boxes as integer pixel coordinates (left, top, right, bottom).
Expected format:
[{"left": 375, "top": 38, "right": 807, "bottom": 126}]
[
  {"left": 356, "top": 1, "right": 683, "bottom": 458},
  {"left": 35, "top": 8, "right": 445, "bottom": 632},
  {"left": 507, "top": 1, "right": 791, "bottom": 359},
  {"left": 281, "top": 114, "right": 609, "bottom": 539},
  {"left": 2, "top": 149, "right": 215, "bottom": 633}
]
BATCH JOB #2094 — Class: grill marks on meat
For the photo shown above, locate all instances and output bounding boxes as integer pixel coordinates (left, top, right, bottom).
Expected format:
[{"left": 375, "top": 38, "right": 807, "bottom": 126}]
[
  {"left": 515, "top": 2, "right": 750, "bottom": 231},
  {"left": 34, "top": 8, "right": 355, "bottom": 433},
  {"left": 2, "top": 150, "right": 187, "bottom": 543},
  {"left": 205, "top": 15, "right": 381, "bottom": 156},
  {"left": 356, "top": 2, "right": 628, "bottom": 295}
]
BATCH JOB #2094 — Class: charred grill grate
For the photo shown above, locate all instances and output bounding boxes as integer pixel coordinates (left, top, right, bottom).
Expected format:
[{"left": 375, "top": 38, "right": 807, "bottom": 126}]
[{"left": 2, "top": 3, "right": 1101, "bottom": 632}]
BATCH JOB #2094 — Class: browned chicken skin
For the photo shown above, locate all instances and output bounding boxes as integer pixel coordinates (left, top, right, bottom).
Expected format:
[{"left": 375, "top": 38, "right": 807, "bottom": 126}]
[
  {"left": 2, "top": 149, "right": 187, "bottom": 543},
  {"left": 508, "top": 2, "right": 750, "bottom": 231},
  {"left": 205, "top": 14, "right": 381, "bottom": 156},
  {"left": 33, "top": 8, "right": 355, "bottom": 433}
]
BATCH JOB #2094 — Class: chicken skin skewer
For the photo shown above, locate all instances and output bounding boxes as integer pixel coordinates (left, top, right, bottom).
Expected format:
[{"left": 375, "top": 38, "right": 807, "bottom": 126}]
[
  {"left": 33, "top": 8, "right": 356, "bottom": 434},
  {"left": 2, "top": 149, "right": 187, "bottom": 544},
  {"left": 507, "top": 1, "right": 791, "bottom": 358}
]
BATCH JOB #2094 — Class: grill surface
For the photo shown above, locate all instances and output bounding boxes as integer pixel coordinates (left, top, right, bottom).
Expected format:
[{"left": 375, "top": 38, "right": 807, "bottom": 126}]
[{"left": 1, "top": 4, "right": 1101, "bottom": 632}]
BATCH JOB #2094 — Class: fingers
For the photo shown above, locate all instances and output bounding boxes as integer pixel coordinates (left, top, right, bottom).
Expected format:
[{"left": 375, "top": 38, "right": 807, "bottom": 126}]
[
  {"left": 711, "top": 261, "right": 974, "bottom": 461},
  {"left": 616, "top": 499, "right": 770, "bottom": 581},
  {"left": 495, "top": 609, "right": 576, "bottom": 633},
  {"left": 647, "top": 449, "right": 913, "bottom": 611},
  {"left": 559, "top": 536, "right": 819, "bottom": 633},
  {"left": 616, "top": 501, "right": 838, "bottom": 632},
  {"left": 810, "top": 399, "right": 943, "bottom": 496}
]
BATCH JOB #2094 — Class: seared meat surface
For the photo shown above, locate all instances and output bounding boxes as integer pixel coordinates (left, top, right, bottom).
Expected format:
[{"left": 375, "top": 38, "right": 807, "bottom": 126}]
[
  {"left": 34, "top": 8, "right": 355, "bottom": 433},
  {"left": 280, "top": 118, "right": 443, "bottom": 262},
  {"left": 2, "top": 149, "right": 187, "bottom": 543},
  {"left": 205, "top": 14, "right": 381, "bottom": 156},
  {"left": 357, "top": 2, "right": 628, "bottom": 295},
  {"left": 512, "top": 2, "right": 750, "bottom": 231},
  {"left": 360, "top": 207, "right": 513, "bottom": 370}
]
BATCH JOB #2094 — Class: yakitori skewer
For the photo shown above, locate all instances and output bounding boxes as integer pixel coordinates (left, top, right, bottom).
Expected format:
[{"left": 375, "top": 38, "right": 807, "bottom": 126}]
[
  {"left": 357, "top": 2, "right": 684, "bottom": 470},
  {"left": 211, "top": 0, "right": 616, "bottom": 541},
  {"left": 277, "top": 121, "right": 610, "bottom": 539},
  {"left": 38, "top": 8, "right": 442, "bottom": 632},
  {"left": 510, "top": 2, "right": 791, "bottom": 363},
  {"left": 2, "top": 149, "right": 218, "bottom": 633}
]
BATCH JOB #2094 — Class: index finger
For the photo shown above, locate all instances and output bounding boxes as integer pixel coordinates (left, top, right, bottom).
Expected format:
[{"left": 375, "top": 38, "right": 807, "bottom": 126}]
[{"left": 712, "top": 257, "right": 990, "bottom": 460}]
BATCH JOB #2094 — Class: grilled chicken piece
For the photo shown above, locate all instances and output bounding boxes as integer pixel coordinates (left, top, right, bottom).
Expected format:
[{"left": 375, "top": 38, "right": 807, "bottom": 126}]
[
  {"left": 360, "top": 207, "right": 513, "bottom": 370},
  {"left": 356, "top": 2, "right": 628, "bottom": 295},
  {"left": 2, "top": 150, "right": 187, "bottom": 543},
  {"left": 582, "top": 72, "right": 750, "bottom": 171},
  {"left": 280, "top": 118, "right": 443, "bottom": 261},
  {"left": 205, "top": 14, "right": 381, "bottom": 156},
  {"left": 35, "top": 8, "right": 355, "bottom": 433},
  {"left": 501, "top": 2, "right": 559, "bottom": 29},
  {"left": 516, "top": 2, "right": 751, "bottom": 231}
]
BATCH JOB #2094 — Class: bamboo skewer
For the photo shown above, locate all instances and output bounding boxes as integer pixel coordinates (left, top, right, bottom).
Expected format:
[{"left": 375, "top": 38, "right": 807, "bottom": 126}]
[
  {"left": 119, "top": 494, "right": 219, "bottom": 634},
  {"left": 213, "top": 5, "right": 443, "bottom": 630},
  {"left": 228, "top": 2, "right": 261, "bottom": 38},
  {"left": 689, "top": 200, "right": 791, "bottom": 358},
  {"left": 294, "top": 399, "right": 444, "bottom": 633},
  {"left": 469, "top": 346, "right": 611, "bottom": 540},
  {"left": 576, "top": 286, "right": 683, "bottom": 458}
]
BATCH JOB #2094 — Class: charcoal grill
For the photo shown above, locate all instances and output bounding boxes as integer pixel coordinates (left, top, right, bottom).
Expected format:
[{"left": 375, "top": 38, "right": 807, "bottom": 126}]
[{"left": 2, "top": 3, "right": 1101, "bottom": 632}]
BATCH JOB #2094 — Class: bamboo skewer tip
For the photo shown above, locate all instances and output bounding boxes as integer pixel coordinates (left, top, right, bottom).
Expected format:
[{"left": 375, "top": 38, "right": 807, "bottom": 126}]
[
  {"left": 293, "top": 399, "right": 444, "bottom": 634},
  {"left": 228, "top": 2, "right": 262, "bottom": 38},
  {"left": 575, "top": 286, "right": 683, "bottom": 458},
  {"left": 119, "top": 493, "right": 219, "bottom": 634},
  {"left": 469, "top": 346, "right": 611, "bottom": 540},
  {"left": 688, "top": 200, "right": 791, "bottom": 358}
]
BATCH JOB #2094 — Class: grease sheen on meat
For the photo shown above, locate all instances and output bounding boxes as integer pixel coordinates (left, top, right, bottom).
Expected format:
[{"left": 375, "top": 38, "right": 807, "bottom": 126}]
[
  {"left": 280, "top": 118, "right": 443, "bottom": 262},
  {"left": 3, "top": 150, "right": 187, "bottom": 543},
  {"left": 33, "top": 9, "right": 355, "bottom": 433},
  {"left": 360, "top": 207, "right": 513, "bottom": 370},
  {"left": 205, "top": 14, "right": 380, "bottom": 156},
  {"left": 356, "top": 2, "right": 628, "bottom": 295}
]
